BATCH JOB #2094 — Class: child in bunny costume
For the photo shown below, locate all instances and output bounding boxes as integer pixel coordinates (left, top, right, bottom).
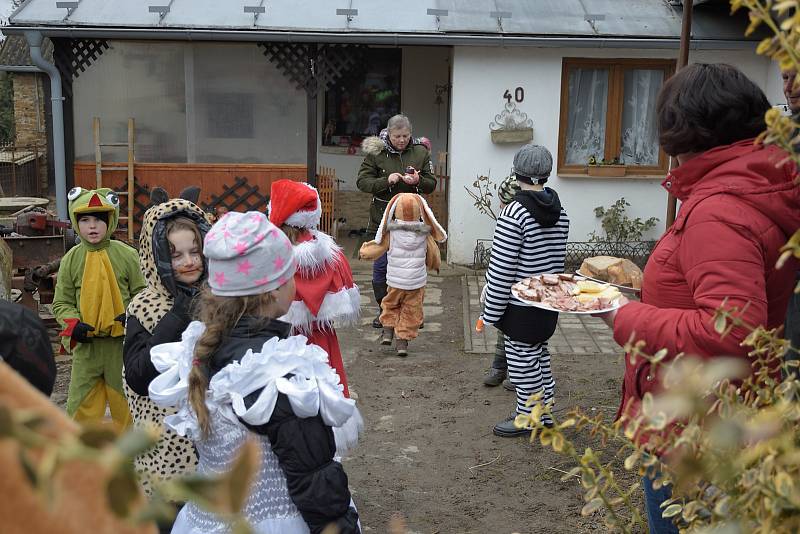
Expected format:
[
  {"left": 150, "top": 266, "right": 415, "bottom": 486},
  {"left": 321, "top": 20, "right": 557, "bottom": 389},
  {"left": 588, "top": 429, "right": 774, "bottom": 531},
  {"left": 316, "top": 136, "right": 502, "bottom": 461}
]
[{"left": 359, "top": 193, "right": 446, "bottom": 356}]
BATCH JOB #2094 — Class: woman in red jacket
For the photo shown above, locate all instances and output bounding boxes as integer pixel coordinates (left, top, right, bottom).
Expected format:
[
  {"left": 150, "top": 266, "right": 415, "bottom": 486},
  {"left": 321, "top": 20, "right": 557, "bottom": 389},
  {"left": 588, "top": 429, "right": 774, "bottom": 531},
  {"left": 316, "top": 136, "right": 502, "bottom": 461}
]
[{"left": 598, "top": 63, "right": 800, "bottom": 533}]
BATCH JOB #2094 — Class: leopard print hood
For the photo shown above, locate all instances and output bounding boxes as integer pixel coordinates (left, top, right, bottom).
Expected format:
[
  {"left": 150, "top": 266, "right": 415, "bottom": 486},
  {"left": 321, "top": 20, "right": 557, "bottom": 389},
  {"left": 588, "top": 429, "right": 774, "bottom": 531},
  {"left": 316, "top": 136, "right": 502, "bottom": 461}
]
[{"left": 127, "top": 199, "right": 210, "bottom": 333}]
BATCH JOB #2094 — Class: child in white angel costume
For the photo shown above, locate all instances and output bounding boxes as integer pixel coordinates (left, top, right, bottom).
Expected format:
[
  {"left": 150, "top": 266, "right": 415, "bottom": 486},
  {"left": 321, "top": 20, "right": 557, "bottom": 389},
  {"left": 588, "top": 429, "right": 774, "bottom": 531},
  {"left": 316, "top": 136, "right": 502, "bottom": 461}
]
[{"left": 149, "top": 211, "right": 362, "bottom": 534}]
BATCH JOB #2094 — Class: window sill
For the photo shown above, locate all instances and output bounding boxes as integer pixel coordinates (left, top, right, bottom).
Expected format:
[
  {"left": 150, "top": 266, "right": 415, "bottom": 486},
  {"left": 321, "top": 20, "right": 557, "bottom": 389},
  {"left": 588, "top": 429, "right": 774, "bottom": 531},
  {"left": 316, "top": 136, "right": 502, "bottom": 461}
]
[
  {"left": 558, "top": 172, "right": 664, "bottom": 180},
  {"left": 320, "top": 145, "right": 364, "bottom": 156}
]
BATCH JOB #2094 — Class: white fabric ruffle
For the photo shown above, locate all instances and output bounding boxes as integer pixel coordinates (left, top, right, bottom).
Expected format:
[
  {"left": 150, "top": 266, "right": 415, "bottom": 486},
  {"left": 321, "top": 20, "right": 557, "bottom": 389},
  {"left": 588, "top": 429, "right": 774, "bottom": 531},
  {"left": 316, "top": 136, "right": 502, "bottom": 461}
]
[
  {"left": 280, "top": 285, "right": 361, "bottom": 334},
  {"left": 293, "top": 230, "right": 341, "bottom": 276},
  {"left": 149, "top": 321, "right": 362, "bottom": 453}
]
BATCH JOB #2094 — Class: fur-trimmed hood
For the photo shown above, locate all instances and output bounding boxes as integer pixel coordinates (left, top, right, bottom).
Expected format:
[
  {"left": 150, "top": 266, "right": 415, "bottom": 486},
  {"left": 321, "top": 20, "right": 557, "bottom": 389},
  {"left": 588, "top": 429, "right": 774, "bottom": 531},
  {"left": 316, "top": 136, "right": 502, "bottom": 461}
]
[{"left": 360, "top": 136, "right": 386, "bottom": 156}]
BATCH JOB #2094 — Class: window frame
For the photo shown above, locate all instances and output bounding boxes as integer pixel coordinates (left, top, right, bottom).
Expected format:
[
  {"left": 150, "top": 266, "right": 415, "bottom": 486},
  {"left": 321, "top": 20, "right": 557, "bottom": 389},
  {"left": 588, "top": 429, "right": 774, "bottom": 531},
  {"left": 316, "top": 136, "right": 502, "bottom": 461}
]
[
  {"left": 557, "top": 57, "right": 676, "bottom": 177},
  {"left": 321, "top": 47, "right": 403, "bottom": 149}
]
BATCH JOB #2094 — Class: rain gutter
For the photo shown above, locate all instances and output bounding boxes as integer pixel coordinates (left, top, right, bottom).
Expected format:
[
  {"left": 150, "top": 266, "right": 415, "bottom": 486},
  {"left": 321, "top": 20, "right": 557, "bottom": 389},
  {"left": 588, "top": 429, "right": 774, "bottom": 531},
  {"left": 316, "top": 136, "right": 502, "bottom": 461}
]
[
  {"left": 24, "top": 30, "right": 67, "bottom": 221},
  {"left": 2, "top": 26, "right": 756, "bottom": 50}
]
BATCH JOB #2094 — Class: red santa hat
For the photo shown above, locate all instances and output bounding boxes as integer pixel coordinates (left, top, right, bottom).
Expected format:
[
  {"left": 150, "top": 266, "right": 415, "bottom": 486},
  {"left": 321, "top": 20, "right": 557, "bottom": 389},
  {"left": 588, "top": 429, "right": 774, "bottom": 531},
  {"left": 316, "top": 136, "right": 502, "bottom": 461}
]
[{"left": 268, "top": 179, "right": 322, "bottom": 229}]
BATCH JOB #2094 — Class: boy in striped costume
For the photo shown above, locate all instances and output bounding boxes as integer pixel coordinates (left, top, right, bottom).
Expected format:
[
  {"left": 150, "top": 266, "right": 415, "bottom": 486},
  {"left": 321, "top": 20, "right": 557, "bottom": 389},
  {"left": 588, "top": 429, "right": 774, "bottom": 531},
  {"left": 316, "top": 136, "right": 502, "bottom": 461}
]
[{"left": 479, "top": 144, "right": 570, "bottom": 437}]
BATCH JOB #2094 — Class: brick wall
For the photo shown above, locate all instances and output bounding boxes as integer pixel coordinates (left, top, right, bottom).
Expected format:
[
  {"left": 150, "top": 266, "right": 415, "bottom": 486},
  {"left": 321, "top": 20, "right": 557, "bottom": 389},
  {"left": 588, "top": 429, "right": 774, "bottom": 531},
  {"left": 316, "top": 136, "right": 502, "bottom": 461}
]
[{"left": 13, "top": 73, "right": 48, "bottom": 194}]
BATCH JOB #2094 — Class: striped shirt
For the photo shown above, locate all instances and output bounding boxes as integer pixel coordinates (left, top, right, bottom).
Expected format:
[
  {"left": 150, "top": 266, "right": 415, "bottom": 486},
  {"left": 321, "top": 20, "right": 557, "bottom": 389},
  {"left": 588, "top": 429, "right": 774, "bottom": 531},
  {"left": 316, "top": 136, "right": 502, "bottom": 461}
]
[{"left": 482, "top": 200, "right": 570, "bottom": 324}]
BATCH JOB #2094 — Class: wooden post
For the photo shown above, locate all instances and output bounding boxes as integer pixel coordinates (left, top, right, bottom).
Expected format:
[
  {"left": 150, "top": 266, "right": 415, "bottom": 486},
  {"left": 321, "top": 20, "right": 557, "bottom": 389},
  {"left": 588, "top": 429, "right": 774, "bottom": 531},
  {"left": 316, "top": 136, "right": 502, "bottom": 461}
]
[
  {"left": 127, "top": 118, "right": 135, "bottom": 241},
  {"left": 93, "top": 117, "right": 102, "bottom": 189},
  {"left": 666, "top": 0, "right": 693, "bottom": 228}
]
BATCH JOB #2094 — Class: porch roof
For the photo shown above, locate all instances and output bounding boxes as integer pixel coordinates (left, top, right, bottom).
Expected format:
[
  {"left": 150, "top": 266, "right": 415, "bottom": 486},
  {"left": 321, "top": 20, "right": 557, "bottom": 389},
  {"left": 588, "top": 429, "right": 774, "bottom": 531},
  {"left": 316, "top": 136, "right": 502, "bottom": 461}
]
[{"left": 6, "top": 0, "right": 754, "bottom": 47}]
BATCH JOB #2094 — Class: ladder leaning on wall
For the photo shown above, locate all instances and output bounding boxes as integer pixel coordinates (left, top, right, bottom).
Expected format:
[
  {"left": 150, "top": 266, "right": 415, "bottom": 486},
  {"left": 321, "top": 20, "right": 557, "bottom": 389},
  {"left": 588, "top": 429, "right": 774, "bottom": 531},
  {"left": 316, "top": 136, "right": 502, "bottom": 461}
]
[{"left": 93, "top": 117, "right": 135, "bottom": 241}]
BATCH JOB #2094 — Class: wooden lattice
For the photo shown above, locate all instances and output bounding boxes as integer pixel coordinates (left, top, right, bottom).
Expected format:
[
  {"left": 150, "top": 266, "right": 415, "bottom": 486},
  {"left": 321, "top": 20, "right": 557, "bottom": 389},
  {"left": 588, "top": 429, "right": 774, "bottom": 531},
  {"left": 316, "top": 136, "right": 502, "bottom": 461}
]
[
  {"left": 52, "top": 38, "right": 110, "bottom": 98},
  {"left": 317, "top": 166, "right": 337, "bottom": 236},
  {"left": 201, "top": 176, "right": 269, "bottom": 214},
  {"left": 257, "top": 43, "right": 365, "bottom": 96}
]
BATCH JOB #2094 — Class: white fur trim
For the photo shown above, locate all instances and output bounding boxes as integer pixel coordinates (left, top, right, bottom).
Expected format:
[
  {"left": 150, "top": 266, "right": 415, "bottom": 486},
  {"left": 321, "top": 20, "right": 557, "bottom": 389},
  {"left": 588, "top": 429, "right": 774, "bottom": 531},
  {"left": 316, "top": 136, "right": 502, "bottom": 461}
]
[
  {"left": 293, "top": 230, "right": 341, "bottom": 275},
  {"left": 360, "top": 136, "right": 384, "bottom": 156},
  {"left": 333, "top": 407, "right": 364, "bottom": 457},
  {"left": 285, "top": 197, "right": 322, "bottom": 229},
  {"left": 280, "top": 285, "right": 361, "bottom": 335}
]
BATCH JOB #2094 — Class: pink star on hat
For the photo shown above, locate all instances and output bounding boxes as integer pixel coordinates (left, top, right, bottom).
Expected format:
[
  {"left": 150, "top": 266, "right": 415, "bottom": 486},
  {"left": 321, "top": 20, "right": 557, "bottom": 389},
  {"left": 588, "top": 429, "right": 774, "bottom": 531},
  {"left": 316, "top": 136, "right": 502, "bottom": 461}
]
[
  {"left": 253, "top": 232, "right": 266, "bottom": 244},
  {"left": 273, "top": 255, "right": 285, "bottom": 270},
  {"left": 214, "top": 271, "right": 226, "bottom": 286},
  {"left": 237, "top": 259, "right": 253, "bottom": 276},
  {"left": 249, "top": 212, "right": 263, "bottom": 224},
  {"left": 234, "top": 241, "right": 248, "bottom": 255},
  {"left": 254, "top": 276, "right": 270, "bottom": 286}
]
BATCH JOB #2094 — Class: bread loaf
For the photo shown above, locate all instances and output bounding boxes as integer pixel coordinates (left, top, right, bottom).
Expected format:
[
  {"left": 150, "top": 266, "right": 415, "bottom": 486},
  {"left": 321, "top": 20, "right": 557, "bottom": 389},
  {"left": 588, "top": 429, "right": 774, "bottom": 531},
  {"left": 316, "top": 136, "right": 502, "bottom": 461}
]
[{"left": 580, "top": 256, "right": 643, "bottom": 288}]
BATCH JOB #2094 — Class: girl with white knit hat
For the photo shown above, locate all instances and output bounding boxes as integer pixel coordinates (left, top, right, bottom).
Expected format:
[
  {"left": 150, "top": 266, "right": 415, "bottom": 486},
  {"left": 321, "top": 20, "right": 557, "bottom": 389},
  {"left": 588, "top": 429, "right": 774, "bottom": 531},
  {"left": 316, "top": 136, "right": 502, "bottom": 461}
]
[{"left": 148, "top": 211, "right": 362, "bottom": 534}]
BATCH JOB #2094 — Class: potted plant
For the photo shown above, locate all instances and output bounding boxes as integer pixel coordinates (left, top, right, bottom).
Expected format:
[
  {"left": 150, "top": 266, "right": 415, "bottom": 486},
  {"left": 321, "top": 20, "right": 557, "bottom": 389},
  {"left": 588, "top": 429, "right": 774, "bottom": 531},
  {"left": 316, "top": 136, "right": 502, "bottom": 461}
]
[{"left": 587, "top": 155, "right": 626, "bottom": 177}]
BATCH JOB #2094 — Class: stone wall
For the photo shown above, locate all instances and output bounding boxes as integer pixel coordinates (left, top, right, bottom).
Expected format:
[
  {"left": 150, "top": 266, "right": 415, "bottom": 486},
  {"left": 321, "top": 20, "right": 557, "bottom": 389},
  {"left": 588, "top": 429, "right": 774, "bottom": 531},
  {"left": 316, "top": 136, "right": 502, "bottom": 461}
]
[
  {"left": 13, "top": 73, "right": 48, "bottom": 194},
  {"left": 334, "top": 190, "right": 373, "bottom": 235},
  {"left": 333, "top": 188, "right": 449, "bottom": 238}
]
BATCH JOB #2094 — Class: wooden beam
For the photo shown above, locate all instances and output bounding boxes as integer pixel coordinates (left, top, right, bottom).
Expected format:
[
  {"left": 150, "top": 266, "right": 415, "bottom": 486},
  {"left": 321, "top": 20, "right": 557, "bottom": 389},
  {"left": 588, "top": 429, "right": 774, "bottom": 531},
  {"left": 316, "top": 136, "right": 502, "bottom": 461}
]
[
  {"left": 306, "top": 44, "right": 318, "bottom": 187},
  {"left": 666, "top": 0, "right": 693, "bottom": 228}
]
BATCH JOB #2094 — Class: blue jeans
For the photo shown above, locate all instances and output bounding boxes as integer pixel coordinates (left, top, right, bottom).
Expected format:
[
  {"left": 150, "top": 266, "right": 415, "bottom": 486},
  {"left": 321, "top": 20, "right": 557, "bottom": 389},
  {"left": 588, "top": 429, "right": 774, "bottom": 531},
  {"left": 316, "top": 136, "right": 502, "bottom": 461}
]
[
  {"left": 372, "top": 252, "right": 388, "bottom": 284},
  {"left": 642, "top": 473, "right": 679, "bottom": 534}
]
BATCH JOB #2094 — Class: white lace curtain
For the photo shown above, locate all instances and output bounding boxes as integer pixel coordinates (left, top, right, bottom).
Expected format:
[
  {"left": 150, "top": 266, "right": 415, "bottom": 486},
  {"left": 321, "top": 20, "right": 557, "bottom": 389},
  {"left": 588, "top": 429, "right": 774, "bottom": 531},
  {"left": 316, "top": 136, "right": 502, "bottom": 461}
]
[
  {"left": 620, "top": 69, "right": 664, "bottom": 166},
  {"left": 565, "top": 68, "right": 608, "bottom": 165},
  {"left": 565, "top": 67, "right": 663, "bottom": 167}
]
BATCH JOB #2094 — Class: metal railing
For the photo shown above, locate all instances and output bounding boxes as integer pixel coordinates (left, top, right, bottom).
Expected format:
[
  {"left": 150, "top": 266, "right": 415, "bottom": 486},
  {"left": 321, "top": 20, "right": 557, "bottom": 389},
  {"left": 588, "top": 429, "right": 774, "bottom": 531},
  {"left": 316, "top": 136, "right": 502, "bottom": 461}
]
[{"left": 472, "top": 239, "right": 656, "bottom": 271}]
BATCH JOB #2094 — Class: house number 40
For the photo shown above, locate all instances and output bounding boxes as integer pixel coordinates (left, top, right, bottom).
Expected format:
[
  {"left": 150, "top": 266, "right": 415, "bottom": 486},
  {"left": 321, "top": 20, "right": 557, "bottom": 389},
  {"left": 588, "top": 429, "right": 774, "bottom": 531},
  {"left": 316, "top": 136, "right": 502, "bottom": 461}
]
[{"left": 503, "top": 87, "right": 524, "bottom": 103}]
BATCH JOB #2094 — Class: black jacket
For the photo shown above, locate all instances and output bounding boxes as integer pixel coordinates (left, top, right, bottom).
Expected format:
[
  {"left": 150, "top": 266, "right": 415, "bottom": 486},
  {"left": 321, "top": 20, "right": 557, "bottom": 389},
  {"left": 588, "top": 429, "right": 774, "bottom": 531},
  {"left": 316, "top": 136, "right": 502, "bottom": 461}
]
[
  {"left": 123, "top": 308, "right": 191, "bottom": 396},
  {"left": 211, "top": 316, "right": 360, "bottom": 534}
]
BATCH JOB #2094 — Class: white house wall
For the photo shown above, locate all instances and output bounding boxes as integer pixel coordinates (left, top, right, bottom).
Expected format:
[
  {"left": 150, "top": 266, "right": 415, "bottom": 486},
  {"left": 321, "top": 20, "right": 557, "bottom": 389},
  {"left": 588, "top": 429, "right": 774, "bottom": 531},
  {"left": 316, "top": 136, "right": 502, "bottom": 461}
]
[
  {"left": 318, "top": 46, "right": 451, "bottom": 191},
  {"left": 447, "top": 45, "right": 779, "bottom": 265}
]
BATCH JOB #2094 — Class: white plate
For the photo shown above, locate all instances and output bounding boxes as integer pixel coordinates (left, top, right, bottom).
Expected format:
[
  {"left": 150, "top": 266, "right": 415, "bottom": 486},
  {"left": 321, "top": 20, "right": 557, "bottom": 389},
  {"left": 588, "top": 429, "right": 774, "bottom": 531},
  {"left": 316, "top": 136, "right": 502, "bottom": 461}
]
[
  {"left": 511, "top": 286, "right": 622, "bottom": 315},
  {"left": 575, "top": 269, "right": 640, "bottom": 294}
]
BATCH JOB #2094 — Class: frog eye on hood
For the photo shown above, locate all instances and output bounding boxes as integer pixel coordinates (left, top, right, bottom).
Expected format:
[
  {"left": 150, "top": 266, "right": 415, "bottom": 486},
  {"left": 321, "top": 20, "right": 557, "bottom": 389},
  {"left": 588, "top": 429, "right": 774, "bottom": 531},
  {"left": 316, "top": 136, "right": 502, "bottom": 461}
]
[
  {"left": 67, "top": 187, "right": 83, "bottom": 201},
  {"left": 106, "top": 192, "right": 120, "bottom": 207}
]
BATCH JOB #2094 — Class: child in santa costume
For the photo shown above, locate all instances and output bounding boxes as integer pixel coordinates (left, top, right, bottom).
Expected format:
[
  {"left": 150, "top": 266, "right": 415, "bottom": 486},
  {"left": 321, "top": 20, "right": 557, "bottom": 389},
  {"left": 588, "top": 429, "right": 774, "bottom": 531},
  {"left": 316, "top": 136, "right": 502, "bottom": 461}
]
[
  {"left": 268, "top": 179, "right": 361, "bottom": 397},
  {"left": 358, "top": 193, "right": 447, "bottom": 356}
]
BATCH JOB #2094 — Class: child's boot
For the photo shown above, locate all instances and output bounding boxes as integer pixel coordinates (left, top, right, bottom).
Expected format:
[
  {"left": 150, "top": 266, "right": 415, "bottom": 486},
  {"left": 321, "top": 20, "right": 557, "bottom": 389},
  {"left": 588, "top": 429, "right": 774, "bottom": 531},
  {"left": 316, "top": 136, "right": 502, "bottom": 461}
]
[
  {"left": 396, "top": 339, "right": 408, "bottom": 357},
  {"left": 381, "top": 327, "right": 394, "bottom": 345}
]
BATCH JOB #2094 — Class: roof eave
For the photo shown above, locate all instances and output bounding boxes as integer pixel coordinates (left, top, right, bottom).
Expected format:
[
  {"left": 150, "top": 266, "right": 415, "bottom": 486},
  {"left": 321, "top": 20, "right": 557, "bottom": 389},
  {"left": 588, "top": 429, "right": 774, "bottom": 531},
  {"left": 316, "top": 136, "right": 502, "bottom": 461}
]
[{"left": 2, "top": 25, "right": 758, "bottom": 50}]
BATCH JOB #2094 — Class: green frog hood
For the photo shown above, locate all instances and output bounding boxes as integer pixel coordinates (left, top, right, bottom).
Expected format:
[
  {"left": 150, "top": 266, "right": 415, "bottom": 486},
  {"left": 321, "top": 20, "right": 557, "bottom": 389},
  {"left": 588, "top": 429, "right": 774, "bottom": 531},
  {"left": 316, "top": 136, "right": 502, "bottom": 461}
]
[{"left": 67, "top": 186, "right": 120, "bottom": 250}]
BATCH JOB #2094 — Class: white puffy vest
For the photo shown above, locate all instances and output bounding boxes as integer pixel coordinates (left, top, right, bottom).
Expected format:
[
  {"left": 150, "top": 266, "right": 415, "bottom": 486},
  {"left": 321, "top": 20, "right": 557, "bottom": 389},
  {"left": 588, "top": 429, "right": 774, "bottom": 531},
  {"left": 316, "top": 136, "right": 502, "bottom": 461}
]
[{"left": 387, "top": 225, "right": 428, "bottom": 290}]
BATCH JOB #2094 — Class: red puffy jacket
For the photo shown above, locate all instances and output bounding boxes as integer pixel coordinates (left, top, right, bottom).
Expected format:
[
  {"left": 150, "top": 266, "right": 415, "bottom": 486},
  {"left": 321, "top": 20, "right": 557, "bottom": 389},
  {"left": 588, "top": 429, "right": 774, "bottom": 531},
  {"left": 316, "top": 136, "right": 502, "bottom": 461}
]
[{"left": 613, "top": 139, "right": 800, "bottom": 421}]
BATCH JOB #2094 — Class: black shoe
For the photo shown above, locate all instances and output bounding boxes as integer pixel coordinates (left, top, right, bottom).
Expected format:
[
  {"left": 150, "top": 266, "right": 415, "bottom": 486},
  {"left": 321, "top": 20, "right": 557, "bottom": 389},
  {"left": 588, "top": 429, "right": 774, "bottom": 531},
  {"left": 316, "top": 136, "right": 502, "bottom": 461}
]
[
  {"left": 502, "top": 378, "right": 515, "bottom": 392},
  {"left": 372, "top": 314, "right": 383, "bottom": 329},
  {"left": 483, "top": 367, "right": 507, "bottom": 387},
  {"left": 493, "top": 414, "right": 533, "bottom": 437}
]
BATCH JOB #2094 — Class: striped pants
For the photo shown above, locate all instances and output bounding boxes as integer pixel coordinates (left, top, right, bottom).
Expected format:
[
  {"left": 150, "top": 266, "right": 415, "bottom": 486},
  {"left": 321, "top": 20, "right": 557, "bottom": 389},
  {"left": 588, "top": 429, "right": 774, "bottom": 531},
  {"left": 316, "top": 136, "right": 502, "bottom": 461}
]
[{"left": 504, "top": 336, "right": 555, "bottom": 424}]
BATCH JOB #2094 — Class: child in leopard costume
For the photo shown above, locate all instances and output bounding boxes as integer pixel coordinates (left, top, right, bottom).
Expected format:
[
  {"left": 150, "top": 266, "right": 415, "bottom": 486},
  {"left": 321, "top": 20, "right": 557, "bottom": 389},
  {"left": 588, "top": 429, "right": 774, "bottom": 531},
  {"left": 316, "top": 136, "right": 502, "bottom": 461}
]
[{"left": 123, "top": 189, "right": 210, "bottom": 519}]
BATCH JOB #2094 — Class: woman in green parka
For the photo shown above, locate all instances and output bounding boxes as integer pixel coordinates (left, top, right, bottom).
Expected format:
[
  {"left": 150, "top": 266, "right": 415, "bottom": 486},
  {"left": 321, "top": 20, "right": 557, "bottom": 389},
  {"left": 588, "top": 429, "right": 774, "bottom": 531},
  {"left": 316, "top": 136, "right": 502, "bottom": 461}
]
[{"left": 356, "top": 114, "right": 437, "bottom": 328}]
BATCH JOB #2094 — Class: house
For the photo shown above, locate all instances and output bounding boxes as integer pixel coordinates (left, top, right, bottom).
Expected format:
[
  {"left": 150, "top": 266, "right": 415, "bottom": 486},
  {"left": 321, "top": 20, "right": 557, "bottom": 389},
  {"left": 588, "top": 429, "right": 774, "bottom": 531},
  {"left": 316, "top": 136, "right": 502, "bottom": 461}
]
[
  {"left": 4, "top": 0, "right": 782, "bottom": 262},
  {"left": 0, "top": 35, "right": 53, "bottom": 197}
]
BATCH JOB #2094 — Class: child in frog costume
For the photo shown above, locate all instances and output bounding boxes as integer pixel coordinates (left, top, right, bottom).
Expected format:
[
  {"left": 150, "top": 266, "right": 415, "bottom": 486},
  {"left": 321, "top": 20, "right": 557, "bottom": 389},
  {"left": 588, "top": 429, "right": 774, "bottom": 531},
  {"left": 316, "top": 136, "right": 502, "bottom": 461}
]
[{"left": 53, "top": 187, "right": 145, "bottom": 428}]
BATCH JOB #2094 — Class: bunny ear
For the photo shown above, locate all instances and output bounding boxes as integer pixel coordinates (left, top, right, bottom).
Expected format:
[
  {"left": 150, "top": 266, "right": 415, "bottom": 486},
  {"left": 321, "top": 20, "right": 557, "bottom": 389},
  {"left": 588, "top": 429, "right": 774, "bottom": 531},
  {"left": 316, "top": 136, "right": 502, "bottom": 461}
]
[
  {"left": 374, "top": 195, "right": 401, "bottom": 245},
  {"left": 417, "top": 195, "right": 447, "bottom": 242}
]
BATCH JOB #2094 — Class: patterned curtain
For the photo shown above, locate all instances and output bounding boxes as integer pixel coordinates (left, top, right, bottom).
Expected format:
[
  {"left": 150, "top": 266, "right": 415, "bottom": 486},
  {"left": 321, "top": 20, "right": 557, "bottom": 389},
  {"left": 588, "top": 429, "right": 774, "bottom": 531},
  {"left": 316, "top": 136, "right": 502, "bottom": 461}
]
[
  {"left": 620, "top": 69, "right": 664, "bottom": 166},
  {"left": 564, "top": 68, "right": 609, "bottom": 165}
]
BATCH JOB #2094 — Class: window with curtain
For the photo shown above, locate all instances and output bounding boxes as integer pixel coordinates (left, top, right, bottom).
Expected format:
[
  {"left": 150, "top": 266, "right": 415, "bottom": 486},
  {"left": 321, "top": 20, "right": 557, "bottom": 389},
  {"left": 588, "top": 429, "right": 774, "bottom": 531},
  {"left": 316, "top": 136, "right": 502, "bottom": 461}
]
[{"left": 558, "top": 58, "right": 674, "bottom": 176}]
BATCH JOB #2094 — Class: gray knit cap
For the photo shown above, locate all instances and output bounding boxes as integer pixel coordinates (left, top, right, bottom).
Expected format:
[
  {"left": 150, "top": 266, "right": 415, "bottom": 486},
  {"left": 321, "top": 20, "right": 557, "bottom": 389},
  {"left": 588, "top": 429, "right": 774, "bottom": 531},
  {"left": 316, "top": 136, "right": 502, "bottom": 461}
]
[{"left": 512, "top": 144, "right": 553, "bottom": 184}]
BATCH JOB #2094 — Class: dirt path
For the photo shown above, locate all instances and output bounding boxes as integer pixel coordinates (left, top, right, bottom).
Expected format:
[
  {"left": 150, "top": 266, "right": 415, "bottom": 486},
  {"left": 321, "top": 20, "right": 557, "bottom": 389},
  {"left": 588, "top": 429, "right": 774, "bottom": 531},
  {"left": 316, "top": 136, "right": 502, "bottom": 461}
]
[{"left": 341, "top": 274, "right": 642, "bottom": 533}]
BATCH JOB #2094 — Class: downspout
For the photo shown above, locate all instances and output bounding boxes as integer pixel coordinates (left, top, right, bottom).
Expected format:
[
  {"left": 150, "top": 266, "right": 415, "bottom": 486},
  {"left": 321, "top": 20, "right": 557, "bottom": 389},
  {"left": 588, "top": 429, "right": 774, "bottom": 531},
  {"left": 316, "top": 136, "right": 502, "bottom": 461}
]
[{"left": 24, "top": 30, "right": 67, "bottom": 221}]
